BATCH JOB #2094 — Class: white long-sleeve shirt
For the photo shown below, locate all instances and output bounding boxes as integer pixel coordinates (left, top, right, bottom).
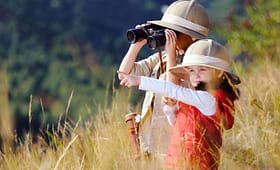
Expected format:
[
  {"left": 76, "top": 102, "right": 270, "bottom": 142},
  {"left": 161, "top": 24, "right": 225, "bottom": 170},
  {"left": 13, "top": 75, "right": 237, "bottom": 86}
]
[{"left": 139, "top": 76, "right": 216, "bottom": 116}]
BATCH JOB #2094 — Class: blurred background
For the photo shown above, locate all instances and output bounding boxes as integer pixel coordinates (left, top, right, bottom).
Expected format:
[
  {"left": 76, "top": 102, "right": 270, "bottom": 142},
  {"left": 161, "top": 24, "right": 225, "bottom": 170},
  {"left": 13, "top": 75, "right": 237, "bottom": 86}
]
[
  {"left": 0, "top": 0, "right": 278, "bottom": 142},
  {"left": 1, "top": 1, "right": 280, "bottom": 169}
]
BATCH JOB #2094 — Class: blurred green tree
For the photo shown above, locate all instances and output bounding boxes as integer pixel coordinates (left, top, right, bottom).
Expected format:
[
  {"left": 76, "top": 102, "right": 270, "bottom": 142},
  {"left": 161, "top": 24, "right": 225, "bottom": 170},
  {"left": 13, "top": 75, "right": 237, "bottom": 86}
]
[
  {"left": 215, "top": 0, "right": 280, "bottom": 62},
  {"left": 0, "top": 0, "right": 172, "bottom": 138},
  {"left": 0, "top": 0, "right": 117, "bottom": 137},
  {"left": 2, "top": 0, "right": 262, "bottom": 140}
]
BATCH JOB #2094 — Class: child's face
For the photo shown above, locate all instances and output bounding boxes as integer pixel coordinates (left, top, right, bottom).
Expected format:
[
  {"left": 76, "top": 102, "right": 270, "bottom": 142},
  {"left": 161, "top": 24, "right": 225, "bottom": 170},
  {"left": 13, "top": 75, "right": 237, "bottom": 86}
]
[{"left": 187, "top": 66, "right": 221, "bottom": 88}]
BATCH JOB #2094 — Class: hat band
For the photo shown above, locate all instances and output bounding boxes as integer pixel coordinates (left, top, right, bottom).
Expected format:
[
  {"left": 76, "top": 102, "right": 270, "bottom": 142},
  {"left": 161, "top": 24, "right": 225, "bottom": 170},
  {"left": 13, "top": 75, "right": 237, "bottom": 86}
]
[
  {"left": 162, "top": 14, "right": 208, "bottom": 36},
  {"left": 183, "top": 54, "right": 230, "bottom": 72}
]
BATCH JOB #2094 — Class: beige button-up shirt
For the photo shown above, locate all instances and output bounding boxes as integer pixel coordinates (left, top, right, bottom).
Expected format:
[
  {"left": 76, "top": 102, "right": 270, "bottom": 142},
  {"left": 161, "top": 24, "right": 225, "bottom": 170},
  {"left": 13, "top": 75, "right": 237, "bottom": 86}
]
[
  {"left": 129, "top": 51, "right": 183, "bottom": 155},
  {"left": 130, "top": 52, "right": 167, "bottom": 121}
]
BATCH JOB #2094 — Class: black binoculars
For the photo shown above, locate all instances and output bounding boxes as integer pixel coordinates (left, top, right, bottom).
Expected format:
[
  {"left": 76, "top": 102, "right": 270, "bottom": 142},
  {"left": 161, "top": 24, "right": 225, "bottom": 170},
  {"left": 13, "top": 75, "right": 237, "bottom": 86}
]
[{"left": 126, "top": 25, "right": 166, "bottom": 50}]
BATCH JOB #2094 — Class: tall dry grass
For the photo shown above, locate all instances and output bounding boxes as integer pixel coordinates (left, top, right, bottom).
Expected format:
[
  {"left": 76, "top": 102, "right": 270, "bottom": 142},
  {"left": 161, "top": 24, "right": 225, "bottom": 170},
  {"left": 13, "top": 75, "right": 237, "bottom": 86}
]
[
  {"left": 0, "top": 59, "right": 279, "bottom": 170},
  {"left": 0, "top": 68, "right": 14, "bottom": 153},
  {"left": 220, "top": 59, "right": 280, "bottom": 170}
]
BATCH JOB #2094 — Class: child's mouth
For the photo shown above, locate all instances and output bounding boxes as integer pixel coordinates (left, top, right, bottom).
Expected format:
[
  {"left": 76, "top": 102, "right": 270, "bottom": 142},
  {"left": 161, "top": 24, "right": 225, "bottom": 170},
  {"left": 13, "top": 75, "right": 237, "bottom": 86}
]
[{"left": 195, "top": 82, "right": 206, "bottom": 91}]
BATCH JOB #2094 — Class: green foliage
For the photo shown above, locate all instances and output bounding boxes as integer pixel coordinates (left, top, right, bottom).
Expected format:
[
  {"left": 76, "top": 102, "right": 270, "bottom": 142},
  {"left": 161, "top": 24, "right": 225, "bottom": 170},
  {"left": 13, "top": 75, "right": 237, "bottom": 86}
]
[
  {"left": 7, "top": 47, "right": 116, "bottom": 129},
  {"left": 216, "top": 0, "right": 280, "bottom": 61},
  {"left": 2, "top": 0, "right": 278, "bottom": 140},
  {"left": 0, "top": 0, "right": 279, "bottom": 169},
  {"left": 0, "top": 0, "right": 175, "bottom": 134}
]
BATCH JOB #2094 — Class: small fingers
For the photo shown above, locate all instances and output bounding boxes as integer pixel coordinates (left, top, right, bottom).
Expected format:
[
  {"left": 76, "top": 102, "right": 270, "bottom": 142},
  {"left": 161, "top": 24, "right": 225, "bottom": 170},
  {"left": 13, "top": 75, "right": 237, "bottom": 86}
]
[
  {"left": 120, "top": 78, "right": 125, "bottom": 86},
  {"left": 117, "top": 70, "right": 129, "bottom": 78},
  {"left": 163, "top": 97, "right": 177, "bottom": 106},
  {"left": 165, "top": 29, "right": 177, "bottom": 46},
  {"left": 120, "top": 77, "right": 131, "bottom": 88}
]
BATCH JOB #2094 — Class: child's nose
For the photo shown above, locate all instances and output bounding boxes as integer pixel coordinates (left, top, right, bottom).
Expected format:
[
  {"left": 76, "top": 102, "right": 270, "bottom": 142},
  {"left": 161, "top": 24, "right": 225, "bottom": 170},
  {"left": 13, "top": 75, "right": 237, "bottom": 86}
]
[{"left": 194, "top": 72, "right": 200, "bottom": 78}]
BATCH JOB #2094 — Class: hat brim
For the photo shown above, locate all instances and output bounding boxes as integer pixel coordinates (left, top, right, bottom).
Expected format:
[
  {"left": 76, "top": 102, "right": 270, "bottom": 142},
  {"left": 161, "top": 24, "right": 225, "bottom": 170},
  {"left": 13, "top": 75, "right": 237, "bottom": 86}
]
[
  {"left": 147, "top": 20, "right": 206, "bottom": 39},
  {"left": 169, "top": 64, "right": 241, "bottom": 85}
]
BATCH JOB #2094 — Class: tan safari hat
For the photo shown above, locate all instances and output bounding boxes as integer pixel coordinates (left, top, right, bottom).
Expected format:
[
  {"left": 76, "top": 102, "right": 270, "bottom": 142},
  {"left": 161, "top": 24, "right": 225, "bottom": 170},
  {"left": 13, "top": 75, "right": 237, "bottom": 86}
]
[
  {"left": 147, "top": 0, "right": 209, "bottom": 39},
  {"left": 169, "top": 39, "right": 241, "bottom": 85}
]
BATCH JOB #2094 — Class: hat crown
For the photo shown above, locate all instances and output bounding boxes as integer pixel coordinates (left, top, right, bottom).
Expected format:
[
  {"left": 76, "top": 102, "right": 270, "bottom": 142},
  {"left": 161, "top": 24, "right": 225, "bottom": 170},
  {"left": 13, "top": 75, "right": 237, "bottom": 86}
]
[
  {"left": 163, "top": 0, "right": 209, "bottom": 30},
  {"left": 148, "top": 0, "right": 210, "bottom": 39},
  {"left": 185, "top": 39, "right": 231, "bottom": 64}
]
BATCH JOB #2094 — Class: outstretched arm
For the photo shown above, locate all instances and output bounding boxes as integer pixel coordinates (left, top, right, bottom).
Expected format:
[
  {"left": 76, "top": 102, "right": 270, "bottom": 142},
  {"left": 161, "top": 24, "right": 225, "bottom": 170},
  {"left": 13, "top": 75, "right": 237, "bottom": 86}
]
[
  {"left": 118, "top": 71, "right": 216, "bottom": 116},
  {"left": 139, "top": 76, "right": 216, "bottom": 116}
]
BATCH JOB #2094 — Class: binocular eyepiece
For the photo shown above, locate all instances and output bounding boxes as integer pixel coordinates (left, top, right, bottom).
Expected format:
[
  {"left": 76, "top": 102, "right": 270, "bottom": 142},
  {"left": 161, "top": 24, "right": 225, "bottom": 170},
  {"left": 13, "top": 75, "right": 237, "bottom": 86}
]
[{"left": 126, "top": 25, "right": 166, "bottom": 50}]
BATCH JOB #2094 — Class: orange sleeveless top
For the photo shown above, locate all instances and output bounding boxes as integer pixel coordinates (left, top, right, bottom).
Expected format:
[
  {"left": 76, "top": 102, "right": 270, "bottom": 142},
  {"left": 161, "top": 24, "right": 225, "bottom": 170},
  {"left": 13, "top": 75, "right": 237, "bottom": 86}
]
[{"left": 165, "top": 89, "right": 235, "bottom": 170}]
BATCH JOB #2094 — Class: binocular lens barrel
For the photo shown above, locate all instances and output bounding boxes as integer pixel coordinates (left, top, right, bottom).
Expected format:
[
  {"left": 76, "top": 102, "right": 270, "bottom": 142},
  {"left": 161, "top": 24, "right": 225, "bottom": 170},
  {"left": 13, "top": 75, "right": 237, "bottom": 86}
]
[
  {"left": 147, "top": 34, "right": 166, "bottom": 50},
  {"left": 126, "top": 26, "right": 166, "bottom": 50},
  {"left": 126, "top": 28, "right": 148, "bottom": 44}
]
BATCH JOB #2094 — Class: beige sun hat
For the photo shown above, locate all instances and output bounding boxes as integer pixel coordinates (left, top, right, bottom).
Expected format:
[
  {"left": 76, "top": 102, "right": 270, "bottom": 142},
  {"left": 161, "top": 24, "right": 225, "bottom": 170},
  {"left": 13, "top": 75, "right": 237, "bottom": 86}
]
[
  {"left": 169, "top": 39, "right": 241, "bottom": 85},
  {"left": 147, "top": 0, "right": 209, "bottom": 39}
]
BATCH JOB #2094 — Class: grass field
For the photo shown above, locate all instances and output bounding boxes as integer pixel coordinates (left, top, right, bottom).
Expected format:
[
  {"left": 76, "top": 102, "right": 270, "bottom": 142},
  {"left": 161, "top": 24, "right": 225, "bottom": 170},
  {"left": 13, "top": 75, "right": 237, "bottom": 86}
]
[{"left": 0, "top": 59, "right": 279, "bottom": 170}]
